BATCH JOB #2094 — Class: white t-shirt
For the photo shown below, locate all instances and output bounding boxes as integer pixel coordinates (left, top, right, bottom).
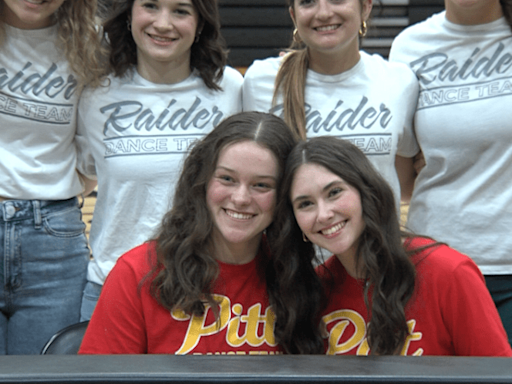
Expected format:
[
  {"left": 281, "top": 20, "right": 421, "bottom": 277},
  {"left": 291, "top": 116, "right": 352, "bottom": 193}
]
[
  {"left": 76, "top": 67, "right": 243, "bottom": 285},
  {"left": 0, "top": 25, "right": 83, "bottom": 199},
  {"left": 243, "top": 52, "right": 419, "bottom": 208},
  {"left": 389, "top": 12, "right": 512, "bottom": 274}
]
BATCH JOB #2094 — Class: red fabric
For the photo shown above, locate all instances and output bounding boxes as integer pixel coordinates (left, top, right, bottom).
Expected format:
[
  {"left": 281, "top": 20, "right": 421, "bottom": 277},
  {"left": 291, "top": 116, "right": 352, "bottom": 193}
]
[
  {"left": 79, "top": 242, "right": 282, "bottom": 355},
  {"left": 317, "top": 237, "right": 512, "bottom": 356}
]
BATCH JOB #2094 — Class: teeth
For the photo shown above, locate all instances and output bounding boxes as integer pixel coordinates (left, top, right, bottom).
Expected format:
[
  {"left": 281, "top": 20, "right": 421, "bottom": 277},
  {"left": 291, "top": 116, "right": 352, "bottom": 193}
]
[
  {"left": 226, "top": 210, "right": 253, "bottom": 220},
  {"left": 316, "top": 25, "right": 339, "bottom": 32},
  {"left": 321, "top": 222, "right": 345, "bottom": 236},
  {"left": 148, "top": 34, "right": 175, "bottom": 42},
  {"left": 26, "top": 0, "right": 45, "bottom": 4}
]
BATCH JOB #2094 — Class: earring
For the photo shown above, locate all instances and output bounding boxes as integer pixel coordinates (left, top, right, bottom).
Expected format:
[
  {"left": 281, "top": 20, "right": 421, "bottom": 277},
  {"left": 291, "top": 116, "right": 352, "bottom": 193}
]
[
  {"left": 359, "top": 20, "right": 367, "bottom": 37},
  {"left": 195, "top": 31, "right": 201, "bottom": 43},
  {"left": 293, "top": 28, "right": 302, "bottom": 44},
  {"left": 302, "top": 232, "right": 309, "bottom": 243},
  {"left": 127, "top": 19, "right": 132, "bottom": 32}
]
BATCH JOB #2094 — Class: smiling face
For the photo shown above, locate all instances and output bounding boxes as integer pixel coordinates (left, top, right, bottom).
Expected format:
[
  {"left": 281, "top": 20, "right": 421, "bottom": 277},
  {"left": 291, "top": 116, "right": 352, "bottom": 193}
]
[
  {"left": 130, "top": 0, "right": 198, "bottom": 82},
  {"left": 290, "top": 0, "right": 371, "bottom": 66},
  {"left": 291, "top": 163, "right": 365, "bottom": 266},
  {"left": 2, "top": 0, "right": 66, "bottom": 29},
  {"left": 206, "top": 140, "right": 279, "bottom": 264}
]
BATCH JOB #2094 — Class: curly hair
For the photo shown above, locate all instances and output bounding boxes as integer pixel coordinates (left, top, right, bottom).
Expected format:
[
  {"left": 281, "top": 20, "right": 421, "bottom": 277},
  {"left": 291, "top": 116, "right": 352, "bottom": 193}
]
[
  {"left": 276, "top": 136, "right": 417, "bottom": 355},
  {"left": 0, "top": 0, "right": 106, "bottom": 87},
  {"left": 146, "top": 112, "right": 323, "bottom": 353},
  {"left": 272, "top": 0, "right": 370, "bottom": 140},
  {"left": 103, "top": 0, "right": 227, "bottom": 89}
]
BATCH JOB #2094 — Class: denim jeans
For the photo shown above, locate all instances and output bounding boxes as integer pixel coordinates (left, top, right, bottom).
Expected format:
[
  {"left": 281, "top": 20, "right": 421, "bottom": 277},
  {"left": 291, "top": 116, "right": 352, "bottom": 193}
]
[
  {"left": 80, "top": 280, "right": 103, "bottom": 321},
  {"left": 0, "top": 198, "right": 89, "bottom": 354}
]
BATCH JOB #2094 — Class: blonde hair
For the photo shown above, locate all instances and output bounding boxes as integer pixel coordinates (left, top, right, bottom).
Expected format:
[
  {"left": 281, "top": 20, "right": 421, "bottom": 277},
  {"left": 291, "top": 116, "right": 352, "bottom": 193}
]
[{"left": 0, "top": 0, "right": 107, "bottom": 88}]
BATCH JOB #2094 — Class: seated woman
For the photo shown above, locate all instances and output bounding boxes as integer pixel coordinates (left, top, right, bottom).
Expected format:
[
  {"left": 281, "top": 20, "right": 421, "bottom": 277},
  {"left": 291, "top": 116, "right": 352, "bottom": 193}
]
[
  {"left": 275, "top": 136, "right": 512, "bottom": 356},
  {"left": 79, "top": 112, "right": 324, "bottom": 355}
]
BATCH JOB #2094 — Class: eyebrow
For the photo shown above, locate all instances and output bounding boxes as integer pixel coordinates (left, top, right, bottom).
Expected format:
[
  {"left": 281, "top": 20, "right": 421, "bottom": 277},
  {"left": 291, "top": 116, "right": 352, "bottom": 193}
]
[
  {"left": 292, "top": 180, "right": 341, "bottom": 204},
  {"left": 215, "top": 166, "right": 277, "bottom": 180}
]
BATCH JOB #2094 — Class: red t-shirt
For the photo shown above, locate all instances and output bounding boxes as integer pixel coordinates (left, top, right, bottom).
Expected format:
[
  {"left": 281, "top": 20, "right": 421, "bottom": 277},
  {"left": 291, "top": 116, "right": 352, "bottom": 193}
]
[
  {"left": 79, "top": 242, "right": 282, "bottom": 355},
  {"left": 317, "top": 237, "right": 512, "bottom": 356}
]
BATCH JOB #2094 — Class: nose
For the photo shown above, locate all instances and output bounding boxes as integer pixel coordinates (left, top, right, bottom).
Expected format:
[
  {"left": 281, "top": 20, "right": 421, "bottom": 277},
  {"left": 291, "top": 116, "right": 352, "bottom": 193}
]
[
  {"left": 231, "top": 184, "right": 251, "bottom": 206},
  {"left": 316, "top": 200, "right": 334, "bottom": 223},
  {"left": 316, "top": 0, "right": 334, "bottom": 20},
  {"left": 153, "top": 10, "right": 173, "bottom": 30}
]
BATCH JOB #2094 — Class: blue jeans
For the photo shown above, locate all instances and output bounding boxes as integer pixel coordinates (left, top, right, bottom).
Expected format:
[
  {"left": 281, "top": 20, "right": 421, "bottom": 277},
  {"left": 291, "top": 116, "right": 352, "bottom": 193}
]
[
  {"left": 0, "top": 198, "right": 89, "bottom": 354},
  {"left": 80, "top": 280, "right": 102, "bottom": 321}
]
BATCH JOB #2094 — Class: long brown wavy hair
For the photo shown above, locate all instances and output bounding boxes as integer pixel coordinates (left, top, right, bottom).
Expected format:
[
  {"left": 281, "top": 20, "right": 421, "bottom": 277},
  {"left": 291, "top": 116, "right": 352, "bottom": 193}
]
[
  {"left": 147, "top": 112, "right": 325, "bottom": 354},
  {"left": 0, "top": 0, "right": 106, "bottom": 87},
  {"left": 102, "top": 0, "right": 227, "bottom": 90},
  {"left": 272, "top": 0, "right": 369, "bottom": 140},
  {"left": 276, "top": 136, "right": 418, "bottom": 355}
]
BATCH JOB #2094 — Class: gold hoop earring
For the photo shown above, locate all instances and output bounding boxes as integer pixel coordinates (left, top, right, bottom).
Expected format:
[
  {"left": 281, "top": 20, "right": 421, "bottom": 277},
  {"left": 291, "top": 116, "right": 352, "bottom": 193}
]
[
  {"left": 302, "top": 232, "right": 309, "bottom": 243},
  {"left": 293, "top": 28, "right": 302, "bottom": 44},
  {"left": 359, "top": 21, "right": 367, "bottom": 37}
]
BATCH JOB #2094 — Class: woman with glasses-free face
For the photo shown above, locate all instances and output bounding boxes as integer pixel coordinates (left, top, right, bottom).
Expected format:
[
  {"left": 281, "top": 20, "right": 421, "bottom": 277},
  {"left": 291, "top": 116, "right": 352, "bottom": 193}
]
[
  {"left": 130, "top": 0, "right": 198, "bottom": 83},
  {"left": 290, "top": 0, "right": 372, "bottom": 73}
]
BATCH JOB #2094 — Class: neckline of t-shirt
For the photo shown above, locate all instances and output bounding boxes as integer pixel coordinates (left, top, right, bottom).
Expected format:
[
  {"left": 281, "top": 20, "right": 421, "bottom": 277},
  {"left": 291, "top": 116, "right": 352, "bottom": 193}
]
[
  {"left": 306, "top": 53, "right": 365, "bottom": 83},
  {"left": 5, "top": 23, "right": 57, "bottom": 39},
  {"left": 440, "top": 11, "right": 509, "bottom": 35},
  {"left": 132, "top": 67, "right": 198, "bottom": 87}
]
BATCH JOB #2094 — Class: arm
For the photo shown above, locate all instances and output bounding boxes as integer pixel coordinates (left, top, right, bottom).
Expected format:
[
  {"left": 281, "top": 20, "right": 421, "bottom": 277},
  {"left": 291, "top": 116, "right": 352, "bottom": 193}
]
[
  {"left": 395, "top": 155, "right": 417, "bottom": 204},
  {"left": 79, "top": 254, "right": 148, "bottom": 354},
  {"left": 443, "top": 256, "right": 512, "bottom": 356},
  {"left": 77, "top": 170, "right": 97, "bottom": 197}
]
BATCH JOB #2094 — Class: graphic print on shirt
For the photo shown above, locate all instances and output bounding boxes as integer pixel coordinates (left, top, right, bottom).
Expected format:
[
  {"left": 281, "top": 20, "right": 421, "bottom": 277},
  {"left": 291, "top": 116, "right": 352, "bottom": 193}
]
[
  {"left": 409, "top": 42, "right": 512, "bottom": 110},
  {"left": 171, "top": 294, "right": 279, "bottom": 355},
  {"left": 101, "top": 96, "right": 225, "bottom": 158},
  {"left": 270, "top": 96, "right": 393, "bottom": 157},
  {"left": 323, "top": 309, "right": 424, "bottom": 356},
  {"left": 0, "top": 62, "right": 78, "bottom": 124}
]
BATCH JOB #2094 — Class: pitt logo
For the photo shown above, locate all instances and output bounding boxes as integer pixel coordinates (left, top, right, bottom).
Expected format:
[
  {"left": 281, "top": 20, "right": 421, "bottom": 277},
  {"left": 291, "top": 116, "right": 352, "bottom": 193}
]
[
  {"left": 323, "top": 310, "right": 424, "bottom": 356},
  {"left": 171, "top": 294, "right": 277, "bottom": 355}
]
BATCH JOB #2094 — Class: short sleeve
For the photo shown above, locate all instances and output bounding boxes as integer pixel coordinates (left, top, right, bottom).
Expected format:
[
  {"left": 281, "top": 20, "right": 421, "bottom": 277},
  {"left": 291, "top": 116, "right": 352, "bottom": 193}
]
[{"left": 79, "top": 255, "right": 148, "bottom": 354}]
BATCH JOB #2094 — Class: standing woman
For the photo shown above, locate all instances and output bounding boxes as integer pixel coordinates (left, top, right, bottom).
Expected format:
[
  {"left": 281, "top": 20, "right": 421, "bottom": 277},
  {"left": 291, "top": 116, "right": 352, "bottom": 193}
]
[
  {"left": 243, "top": 0, "right": 419, "bottom": 207},
  {"left": 76, "top": 0, "right": 244, "bottom": 320},
  {"left": 79, "top": 112, "right": 324, "bottom": 354},
  {"left": 389, "top": 0, "right": 512, "bottom": 342},
  {"left": 277, "top": 136, "right": 511, "bottom": 356},
  {"left": 0, "top": 0, "right": 104, "bottom": 354}
]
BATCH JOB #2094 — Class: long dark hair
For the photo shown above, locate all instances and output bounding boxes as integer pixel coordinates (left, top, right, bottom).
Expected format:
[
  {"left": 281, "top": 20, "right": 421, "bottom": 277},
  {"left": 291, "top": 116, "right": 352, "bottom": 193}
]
[
  {"left": 277, "top": 136, "right": 417, "bottom": 355},
  {"left": 148, "top": 112, "right": 323, "bottom": 353},
  {"left": 101, "top": 0, "right": 227, "bottom": 89}
]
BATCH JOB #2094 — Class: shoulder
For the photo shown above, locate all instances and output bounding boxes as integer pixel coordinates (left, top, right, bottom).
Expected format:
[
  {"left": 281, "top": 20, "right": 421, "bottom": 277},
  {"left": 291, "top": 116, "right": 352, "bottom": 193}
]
[
  {"left": 407, "top": 237, "right": 482, "bottom": 279},
  {"left": 390, "top": 11, "right": 446, "bottom": 62},
  {"left": 111, "top": 242, "right": 157, "bottom": 281},
  {"left": 359, "top": 52, "right": 418, "bottom": 90},
  {"left": 219, "top": 66, "right": 244, "bottom": 86},
  {"left": 244, "top": 56, "right": 282, "bottom": 82}
]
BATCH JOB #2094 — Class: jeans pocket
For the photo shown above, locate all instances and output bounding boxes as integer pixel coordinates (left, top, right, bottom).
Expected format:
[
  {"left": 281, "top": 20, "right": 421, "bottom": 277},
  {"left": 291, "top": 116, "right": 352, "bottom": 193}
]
[{"left": 43, "top": 206, "right": 86, "bottom": 237}]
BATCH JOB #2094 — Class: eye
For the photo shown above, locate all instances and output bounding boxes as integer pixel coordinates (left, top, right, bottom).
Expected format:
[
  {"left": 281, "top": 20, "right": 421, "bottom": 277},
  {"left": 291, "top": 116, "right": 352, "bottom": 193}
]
[
  {"left": 141, "top": 1, "right": 158, "bottom": 10},
  {"left": 298, "top": 0, "right": 315, "bottom": 6},
  {"left": 175, "top": 7, "right": 192, "bottom": 16},
  {"left": 328, "top": 187, "right": 342, "bottom": 198},
  {"left": 253, "top": 182, "right": 274, "bottom": 191},
  {"left": 295, "top": 200, "right": 313, "bottom": 210},
  {"left": 216, "top": 174, "right": 235, "bottom": 184}
]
